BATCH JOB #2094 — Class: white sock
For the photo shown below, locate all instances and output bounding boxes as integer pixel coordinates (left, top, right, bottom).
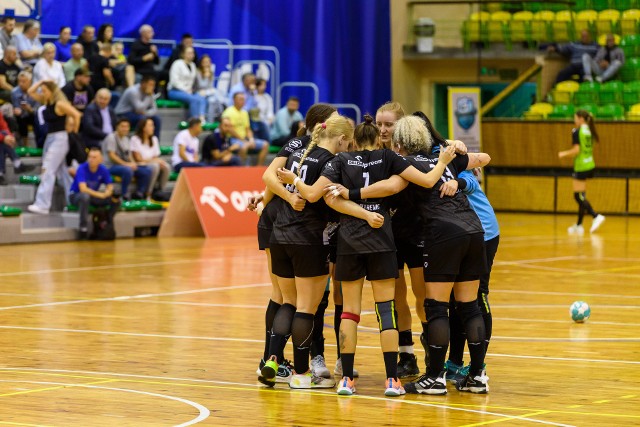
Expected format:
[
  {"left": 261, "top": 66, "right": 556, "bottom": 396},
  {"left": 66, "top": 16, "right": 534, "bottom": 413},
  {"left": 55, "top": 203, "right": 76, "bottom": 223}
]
[{"left": 399, "top": 345, "right": 414, "bottom": 354}]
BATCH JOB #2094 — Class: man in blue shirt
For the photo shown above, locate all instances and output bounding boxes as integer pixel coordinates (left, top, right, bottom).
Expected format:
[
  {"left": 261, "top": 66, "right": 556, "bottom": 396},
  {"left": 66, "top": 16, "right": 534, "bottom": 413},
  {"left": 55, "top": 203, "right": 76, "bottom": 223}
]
[
  {"left": 270, "top": 96, "right": 303, "bottom": 147},
  {"left": 201, "top": 117, "right": 242, "bottom": 166},
  {"left": 69, "top": 147, "right": 120, "bottom": 239}
]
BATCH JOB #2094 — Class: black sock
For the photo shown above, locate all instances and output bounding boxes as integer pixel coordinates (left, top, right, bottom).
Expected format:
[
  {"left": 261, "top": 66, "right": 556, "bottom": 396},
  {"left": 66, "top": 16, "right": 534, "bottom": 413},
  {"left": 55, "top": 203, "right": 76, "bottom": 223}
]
[
  {"left": 268, "top": 303, "right": 296, "bottom": 363},
  {"left": 420, "top": 321, "right": 429, "bottom": 369},
  {"left": 341, "top": 353, "right": 355, "bottom": 380},
  {"left": 457, "top": 300, "right": 486, "bottom": 376},
  {"left": 311, "top": 290, "right": 329, "bottom": 358},
  {"left": 334, "top": 304, "right": 343, "bottom": 359},
  {"left": 399, "top": 330, "right": 414, "bottom": 347},
  {"left": 479, "top": 292, "right": 492, "bottom": 354},
  {"left": 383, "top": 351, "right": 398, "bottom": 379},
  {"left": 425, "top": 299, "right": 449, "bottom": 378},
  {"left": 263, "top": 299, "right": 281, "bottom": 361},
  {"left": 291, "top": 312, "right": 315, "bottom": 374},
  {"left": 448, "top": 293, "right": 465, "bottom": 366}
]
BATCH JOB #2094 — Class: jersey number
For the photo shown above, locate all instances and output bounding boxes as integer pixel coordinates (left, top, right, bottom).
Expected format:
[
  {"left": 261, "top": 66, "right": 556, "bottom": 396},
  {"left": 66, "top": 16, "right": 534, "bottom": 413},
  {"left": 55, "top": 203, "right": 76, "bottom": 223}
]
[
  {"left": 286, "top": 161, "right": 308, "bottom": 193},
  {"left": 428, "top": 164, "right": 456, "bottom": 183},
  {"left": 363, "top": 171, "right": 370, "bottom": 187}
]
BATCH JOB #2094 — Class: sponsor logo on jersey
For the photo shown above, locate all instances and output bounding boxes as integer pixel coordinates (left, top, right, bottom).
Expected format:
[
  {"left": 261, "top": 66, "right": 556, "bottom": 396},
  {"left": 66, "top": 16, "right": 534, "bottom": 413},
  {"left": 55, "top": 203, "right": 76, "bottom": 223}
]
[
  {"left": 200, "top": 186, "right": 262, "bottom": 218},
  {"left": 347, "top": 159, "right": 383, "bottom": 168},
  {"left": 289, "top": 139, "right": 303, "bottom": 149},
  {"left": 359, "top": 203, "right": 381, "bottom": 211}
]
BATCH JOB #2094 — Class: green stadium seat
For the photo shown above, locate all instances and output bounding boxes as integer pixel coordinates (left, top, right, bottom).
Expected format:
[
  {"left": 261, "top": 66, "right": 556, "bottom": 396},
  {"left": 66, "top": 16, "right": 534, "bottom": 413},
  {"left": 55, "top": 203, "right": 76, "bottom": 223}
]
[
  {"left": 622, "top": 80, "right": 640, "bottom": 107},
  {"left": 66, "top": 204, "right": 97, "bottom": 213},
  {"left": 596, "top": 9, "right": 621, "bottom": 35},
  {"left": 19, "top": 175, "right": 41, "bottom": 185},
  {"left": 620, "top": 9, "right": 640, "bottom": 35},
  {"left": 15, "top": 147, "right": 43, "bottom": 157},
  {"left": 612, "top": 0, "right": 636, "bottom": 11},
  {"left": 159, "top": 146, "right": 173, "bottom": 156},
  {"left": 576, "top": 103, "right": 599, "bottom": 116},
  {"left": 269, "top": 145, "right": 282, "bottom": 154},
  {"left": 597, "top": 103, "right": 625, "bottom": 119},
  {"left": 599, "top": 80, "right": 623, "bottom": 103},
  {"left": 619, "top": 34, "right": 638, "bottom": 57},
  {"left": 573, "top": 81, "right": 601, "bottom": 104},
  {"left": 619, "top": 57, "right": 640, "bottom": 82},
  {"left": 156, "top": 99, "right": 187, "bottom": 108},
  {"left": 553, "top": 10, "right": 576, "bottom": 42},
  {"left": 592, "top": 0, "right": 612, "bottom": 11},
  {"left": 548, "top": 104, "right": 576, "bottom": 119},
  {"left": 532, "top": 10, "right": 555, "bottom": 42},
  {"left": 523, "top": 102, "right": 554, "bottom": 119},
  {"left": 121, "top": 200, "right": 144, "bottom": 211},
  {"left": 169, "top": 171, "right": 179, "bottom": 181},
  {"left": 0, "top": 205, "right": 22, "bottom": 217},
  {"left": 177, "top": 121, "right": 219, "bottom": 131}
]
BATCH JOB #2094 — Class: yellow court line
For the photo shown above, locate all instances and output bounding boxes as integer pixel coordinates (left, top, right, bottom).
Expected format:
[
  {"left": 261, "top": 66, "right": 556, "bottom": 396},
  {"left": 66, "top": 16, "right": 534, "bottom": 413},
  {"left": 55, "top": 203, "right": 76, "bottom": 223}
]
[
  {"left": 0, "top": 422, "right": 56, "bottom": 427},
  {"left": 567, "top": 405, "right": 582, "bottom": 408},
  {"left": 0, "top": 379, "right": 117, "bottom": 398},
  {"left": 621, "top": 395, "right": 637, "bottom": 399},
  {"left": 460, "top": 411, "right": 551, "bottom": 427},
  {"left": 572, "top": 265, "right": 640, "bottom": 276},
  {"left": 593, "top": 400, "right": 611, "bottom": 404}
]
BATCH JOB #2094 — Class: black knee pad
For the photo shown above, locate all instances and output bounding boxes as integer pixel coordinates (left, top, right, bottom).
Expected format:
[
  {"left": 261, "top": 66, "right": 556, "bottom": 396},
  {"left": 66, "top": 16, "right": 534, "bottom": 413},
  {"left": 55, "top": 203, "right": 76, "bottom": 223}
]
[
  {"left": 456, "top": 300, "right": 482, "bottom": 324},
  {"left": 478, "top": 292, "right": 491, "bottom": 316},
  {"left": 424, "top": 299, "right": 449, "bottom": 323},
  {"left": 375, "top": 299, "right": 398, "bottom": 332}
]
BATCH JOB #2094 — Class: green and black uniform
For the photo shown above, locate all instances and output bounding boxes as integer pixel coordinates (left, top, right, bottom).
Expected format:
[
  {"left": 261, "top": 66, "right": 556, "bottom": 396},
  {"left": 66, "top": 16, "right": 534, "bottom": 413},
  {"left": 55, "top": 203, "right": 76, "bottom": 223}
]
[{"left": 571, "top": 124, "right": 599, "bottom": 225}]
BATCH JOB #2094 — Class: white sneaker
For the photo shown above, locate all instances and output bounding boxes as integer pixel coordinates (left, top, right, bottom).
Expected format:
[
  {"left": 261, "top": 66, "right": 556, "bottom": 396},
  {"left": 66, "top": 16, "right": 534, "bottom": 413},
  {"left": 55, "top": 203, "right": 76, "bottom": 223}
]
[
  {"left": 590, "top": 214, "right": 605, "bottom": 233},
  {"left": 567, "top": 224, "right": 584, "bottom": 235},
  {"left": 334, "top": 358, "right": 359, "bottom": 378},
  {"left": 310, "top": 355, "right": 331, "bottom": 379},
  {"left": 336, "top": 376, "right": 356, "bottom": 395},
  {"left": 289, "top": 372, "right": 335, "bottom": 389},
  {"left": 27, "top": 204, "right": 49, "bottom": 215}
]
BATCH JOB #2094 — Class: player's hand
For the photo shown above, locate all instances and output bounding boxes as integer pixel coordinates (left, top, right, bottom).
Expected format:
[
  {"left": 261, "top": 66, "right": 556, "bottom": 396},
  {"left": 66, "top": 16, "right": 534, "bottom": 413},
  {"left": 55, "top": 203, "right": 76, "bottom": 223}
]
[
  {"left": 247, "top": 193, "right": 264, "bottom": 211},
  {"left": 288, "top": 193, "right": 306, "bottom": 211},
  {"left": 451, "top": 140, "right": 467, "bottom": 155},
  {"left": 438, "top": 144, "right": 457, "bottom": 164},
  {"left": 440, "top": 179, "right": 458, "bottom": 198},
  {"left": 324, "top": 183, "right": 348, "bottom": 199},
  {"left": 276, "top": 167, "right": 296, "bottom": 184},
  {"left": 366, "top": 212, "right": 384, "bottom": 229}
]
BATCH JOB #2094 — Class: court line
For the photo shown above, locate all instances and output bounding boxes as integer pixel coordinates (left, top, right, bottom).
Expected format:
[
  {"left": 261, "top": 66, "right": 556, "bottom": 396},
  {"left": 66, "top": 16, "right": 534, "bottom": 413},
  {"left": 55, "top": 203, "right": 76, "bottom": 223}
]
[
  {"left": 460, "top": 411, "right": 552, "bottom": 427},
  {"left": 0, "top": 378, "right": 117, "bottom": 398},
  {"left": 492, "top": 289, "right": 640, "bottom": 300},
  {"left": 493, "top": 256, "right": 578, "bottom": 265},
  {"left": 0, "top": 380, "right": 210, "bottom": 427},
  {"left": 493, "top": 317, "right": 640, "bottom": 327},
  {"left": 0, "top": 422, "right": 55, "bottom": 427},
  {"left": 0, "top": 259, "right": 201, "bottom": 277}
]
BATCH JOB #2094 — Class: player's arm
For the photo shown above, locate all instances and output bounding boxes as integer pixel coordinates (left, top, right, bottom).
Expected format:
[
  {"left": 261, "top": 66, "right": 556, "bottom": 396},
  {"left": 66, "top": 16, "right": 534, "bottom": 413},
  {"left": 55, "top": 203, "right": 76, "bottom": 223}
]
[
  {"left": 262, "top": 156, "right": 305, "bottom": 211},
  {"left": 277, "top": 171, "right": 332, "bottom": 203},
  {"left": 558, "top": 144, "right": 580, "bottom": 159},
  {"left": 326, "top": 175, "right": 408, "bottom": 200},
  {"left": 324, "top": 193, "right": 384, "bottom": 229},
  {"left": 466, "top": 153, "right": 491, "bottom": 169},
  {"left": 399, "top": 145, "right": 457, "bottom": 189}
]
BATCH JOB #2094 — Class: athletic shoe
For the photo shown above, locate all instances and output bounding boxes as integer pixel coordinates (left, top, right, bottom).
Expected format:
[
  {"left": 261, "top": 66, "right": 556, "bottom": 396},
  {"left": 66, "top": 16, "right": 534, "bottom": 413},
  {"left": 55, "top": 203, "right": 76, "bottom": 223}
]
[
  {"left": 397, "top": 353, "right": 420, "bottom": 378},
  {"left": 455, "top": 369, "right": 489, "bottom": 394},
  {"left": 289, "top": 371, "right": 336, "bottom": 389},
  {"left": 404, "top": 371, "right": 447, "bottom": 395},
  {"left": 590, "top": 214, "right": 605, "bottom": 233},
  {"left": 258, "top": 356, "right": 293, "bottom": 386},
  {"left": 310, "top": 355, "right": 331, "bottom": 379},
  {"left": 27, "top": 204, "right": 49, "bottom": 215},
  {"left": 336, "top": 376, "right": 356, "bottom": 396},
  {"left": 444, "top": 360, "right": 465, "bottom": 384},
  {"left": 384, "top": 377, "right": 406, "bottom": 396},
  {"left": 256, "top": 358, "right": 266, "bottom": 375},
  {"left": 334, "top": 358, "right": 359, "bottom": 378},
  {"left": 567, "top": 224, "right": 585, "bottom": 235}
]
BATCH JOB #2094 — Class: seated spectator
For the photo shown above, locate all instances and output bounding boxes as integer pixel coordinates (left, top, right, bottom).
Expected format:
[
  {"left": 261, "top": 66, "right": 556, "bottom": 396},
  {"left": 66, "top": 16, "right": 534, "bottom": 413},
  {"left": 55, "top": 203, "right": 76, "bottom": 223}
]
[
  {"left": 222, "top": 92, "right": 269, "bottom": 165},
  {"left": 102, "top": 118, "right": 152, "bottom": 200},
  {"left": 16, "top": 19, "right": 43, "bottom": 67},
  {"left": 0, "top": 110, "right": 34, "bottom": 185},
  {"left": 54, "top": 26, "right": 72, "bottom": 62},
  {"left": 63, "top": 43, "right": 88, "bottom": 82},
  {"left": 33, "top": 43, "right": 66, "bottom": 87},
  {"left": 228, "top": 72, "right": 257, "bottom": 110},
  {"left": 131, "top": 117, "right": 170, "bottom": 196},
  {"left": 548, "top": 30, "right": 599, "bottom": 83},
  {"left": 0, "top": 17, "right": 17, "bottom": 53},
  {"left": 62, "top": 68, "right": 95, "bottom": 112},
  {"left": 196, "top": 54, "right": 226, "bottom": 122},
  {"left": 253, "top": 78, "right": 273, "bottom": 141},
  {"left": 111, "top": 42, "right": 131, "bottom": 86},
  {"left": 270, "top": 96, "right": 303, "bottom": 147},
  {"left": 164, "top": 33, "right": 197, "bottom": 72},
  {"left": 97, "top": 24, "right": 114, "bottom": 45},
  {"left": 128, "top": 25, "right": 166, "bottom": 82},
  {"left": 171, "top": 117, "right": 204, "bottom": 172},
  {"left": 0, "top": 45, "right": 21, "bottom": 102},
  {"left": 583, "top": 34, "right": 625, "bottom": 83},
  {"left": 69, "top": 147, "right": 120, "bottom": 240},
  {"left": 11, "top": 71, "right": 45, "bottom": 147},
  {"left": 168, "top": 46, "right": 206, "bottom": 122},
  {"left": 78, "top": 25, "right": 99, "bottom": 59},
  {"left": 82, "top": 88, "right": 115, "bottom": 148},
  {"left": 114, "top": 75, "right": 161, "bottom": 136},
  {"left": 201, "top": 117, "right": 242, "bottom": 166},
  {"left": 88, "top": 43, "right": 119, "bottom": 107}
]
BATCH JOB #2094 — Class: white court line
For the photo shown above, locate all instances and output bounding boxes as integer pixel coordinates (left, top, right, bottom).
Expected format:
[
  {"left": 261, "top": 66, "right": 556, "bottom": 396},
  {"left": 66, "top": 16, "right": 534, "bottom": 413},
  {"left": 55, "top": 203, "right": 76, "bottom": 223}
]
[
  {"left": 0, "top": 369, "right": 572, "bottom": 427},
  {"left": 0, "top": 380, "right": 209, "bottom": 426},
  {"left": 493, "top": 317, "right": 640, "bottom": 327},
  {"left": 493, "top": 289, "right": 640, "bottom": 300},
  {"left": 0, "top": 259, "right": 200, "bottom": 277},
  {"left": 1, "top": 325, "right": 638, "bottom": 365},
  {"left": 493, "top": 256, "right": 578, "bottom": 265}
]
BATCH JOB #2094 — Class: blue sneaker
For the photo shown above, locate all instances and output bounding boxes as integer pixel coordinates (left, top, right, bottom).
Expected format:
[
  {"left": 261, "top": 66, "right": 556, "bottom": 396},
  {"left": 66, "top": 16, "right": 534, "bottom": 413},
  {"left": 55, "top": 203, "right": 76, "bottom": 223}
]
[{"left": 444, "top": 360, "right": 465, "bottom": 384}]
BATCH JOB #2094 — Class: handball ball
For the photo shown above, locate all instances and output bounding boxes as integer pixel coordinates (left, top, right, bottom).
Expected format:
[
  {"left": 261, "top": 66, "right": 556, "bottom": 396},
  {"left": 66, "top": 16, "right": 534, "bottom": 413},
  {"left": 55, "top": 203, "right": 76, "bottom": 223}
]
[{"left": 570, "top": 301, "right": 591, "bottom": 323}]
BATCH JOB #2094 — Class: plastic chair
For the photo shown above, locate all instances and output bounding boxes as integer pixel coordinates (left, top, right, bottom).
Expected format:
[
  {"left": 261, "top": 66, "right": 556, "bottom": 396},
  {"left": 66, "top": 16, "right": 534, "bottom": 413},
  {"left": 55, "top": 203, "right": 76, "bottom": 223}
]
[
  {"left": 462, "top": 11, "right": 490, "bottom": 49},
  {"left": 597, "top": 103, "right": 625, "bottom": 119},
  {"left": 548, "top": 104, "right": 576, "bottom": 119},
  {"left": 620, "top": 9, "right": 640, "bottom": 35},
  {"left": 626, "top": 101, "right": 640, "bottom": 119},
  {"left": 488, "top": 11, "right": 512, "bottom": 47},
  {"left": 552, "top": 80, "right": 581, "bottom": 104},
  {"left": 523, "top": 2, "right": 543, "bottom": 12},
  {"left": 612, "top": 0, "right": 636, "bottom": 10},
  {"left": 553, "top": 10, "right": 577, "bottom": 42},
  {"left": 512, "top": 11, "right": 534, "bottom": 47},
  {"left": 592, "top": 0, "right": 612, "bottom": 11},
  {"left": 620, "top": 33, "right": 639, "bottom": 57},
  {"left": 619, "top": 57, "right": 640, "bottom": 82},
  {"left": 575, "top": 0, "right": 593, "bottom": 11},
  {"left": 573, "top": 81, "right": 601, "bottom": 105},
  {"left": 596, "top": 9, "right": 621, "bottom": 35},
  {"left": 597, "top": 33, "right": 621, "bottom": 45},
  {"left": 575, "top": 10, "right": 598, "bottom": 38},
  {"left": 622, "top": 80, "right": 640, "bottom": 106},
  {"left": 216, "top": 71, "right": 231, "bottom": 97},
  {"left": 523, "top": 102, "right": 554, "bottom": 119},
  {"left": 532, "top": 10, "right": 555, "bottom": 42},
  {"left": 599, "top": 80, "right": 624, "bottom": 103},
  {"left": 576, "top": 103, "right": 599, "bottom": 116}
]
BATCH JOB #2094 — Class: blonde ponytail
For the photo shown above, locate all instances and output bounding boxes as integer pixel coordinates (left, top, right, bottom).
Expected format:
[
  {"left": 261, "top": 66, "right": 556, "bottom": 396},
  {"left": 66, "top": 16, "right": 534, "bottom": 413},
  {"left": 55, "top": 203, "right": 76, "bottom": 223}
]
[{"left": 298, "top": 115, "right": 353, "bottom": 176}]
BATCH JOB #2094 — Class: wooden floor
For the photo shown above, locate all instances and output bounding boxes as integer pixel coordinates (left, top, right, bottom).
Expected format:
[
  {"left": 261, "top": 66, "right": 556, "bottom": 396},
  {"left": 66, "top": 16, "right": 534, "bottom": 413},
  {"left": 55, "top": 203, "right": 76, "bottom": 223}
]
[{"left": 0, "top": 213, "right": 639, "bottom": 426}]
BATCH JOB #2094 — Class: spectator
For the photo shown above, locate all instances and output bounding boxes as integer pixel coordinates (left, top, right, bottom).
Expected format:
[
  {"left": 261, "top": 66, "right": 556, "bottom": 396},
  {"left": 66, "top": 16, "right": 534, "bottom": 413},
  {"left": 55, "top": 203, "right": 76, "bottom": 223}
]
[
  {"left": 110, "top": 42, "right": 130, "bottom": 88},
  {"left": 222, "top": 92, "right": 269, "bottom": 165},
  {"left": 88, "top": 42, "right": 115, "bottom": 91},
  {"left": 82, "top": 88, "right": 116, "bottom": 148},
  {"left": 0, "top": 110, "right": 33, "bottom": 185},
  {"left": 548, "top": 30, "right": 599, "bottom": 83},
  {"left": 11, "top": 71, "right": 45, "bottom": 147},
  {"left": 128, "top": 24, "right": 161, "bottom": 80},
  {"left": 113, "top": 42, "right": 126, "bottom": 64},
  {"left": 97, "top": 24, "right": 114, "bottom": 45},
  {"left": 270, "top": 96, "right": 303, "bottom": 147},
  {"left": 16, "top": 19, "right": 43, "bottom": 67},
  {"left": 62, "top": 68, "right": 94, "bottom": 112},
  {"left": 583, "top": 34, "right": 625, "bottom": 83},
  {"left": 102, "top": 118, "right": 151, "bottom": 200},
  {"left": 131, "top": 117, "right": 170, "bottom": 196},
  {"left": 164, "top": 33, "right": 197, "bottom": 72},
  {"left": 171, "top": 117, "right": 204, "bottom": 172},
  {"left": 228, "top": 72, "right": 257, "bottom": 110},
  {"left": 54, "top": 26, "right": 72, "bottom": 62},
  {"left": 0, "top": 17, "right": 17, "bottom": 52},
  {"left": 252, "top": 77, "right": 273, "bottom": 142},
  {"left": 201, "top": 117, "right": 242, "bottom": 166},
  {"left": 114, "top": 75, "right": 161, "bottom": 136},
  {"left": 78, "top": 25, "right": 99, "bottom": 59},
  {"left": 33, "top": 43, "right": 66, "bottom": 87},
  {"left": 69, "top": 147, "right": 120, "bottom": 240},
  {"left": 168, "top": 46, "right": 206, "bottom": 122},
  {"left": 62, "top": 43, "right": 88, "bottom": 82},
  {"left": 0, "top": 45, "right": 21, "bottom": 102},
  {"left": 195, "top": 54, "right": 226, "bottom": 122}
]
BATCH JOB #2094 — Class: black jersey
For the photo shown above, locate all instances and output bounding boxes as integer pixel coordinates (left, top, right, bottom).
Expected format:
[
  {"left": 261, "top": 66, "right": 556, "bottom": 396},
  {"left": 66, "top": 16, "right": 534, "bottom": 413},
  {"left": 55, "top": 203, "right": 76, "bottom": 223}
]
[
  {"left": 406, "top": 151, "right": 484, "bottom": 243},
  {"left": 389, "top": 189, "right": 424, "bottom": 245},
  {"left": 322, "top": 149, "right": 410, "bottom": 255},
  {"left": 271, "top": 146, "right": 336, "bottom": 245},
  {"left": 276, "top": 135, "right": 310, "bottom": 158}
]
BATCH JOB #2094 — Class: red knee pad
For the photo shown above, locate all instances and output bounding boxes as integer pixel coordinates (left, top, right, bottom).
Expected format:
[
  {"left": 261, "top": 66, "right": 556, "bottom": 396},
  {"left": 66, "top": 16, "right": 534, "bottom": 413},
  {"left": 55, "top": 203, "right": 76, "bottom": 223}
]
[{"left": 341, "top": 312, "right": 360, "bottom": 323}]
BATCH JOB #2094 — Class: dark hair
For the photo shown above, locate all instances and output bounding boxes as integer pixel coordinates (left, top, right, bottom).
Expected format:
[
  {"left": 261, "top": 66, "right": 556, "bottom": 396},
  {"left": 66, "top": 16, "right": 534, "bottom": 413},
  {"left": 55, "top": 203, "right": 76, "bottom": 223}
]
[
  {"left": 256, "top": 78, "right": 266, "bottom": 88},
  {"left": 97, "top": 24, "right": 114, "bottom": 43},
  {"left": 88, "top": 146, "right": 102, "bottom": 153},
  {"left": 287, "top": 96, "right": 300, "bottom": 103},
  {"left": 182, "top": 33, "right": 193, "bottom": 40},
  {"left": 187, "top": 117, "right": 202, "bottom": 128},
  {"left": 233, "top": 91, "right": 245, "bottom": 100},
  {"left": 241, "top": 72, "right": 255, "bottom": 82},
  {"left": 297, "top": 103, "right": 337, "bottom": 137},
  {"left": 59, "top": 26, "right": 70, "bottom": 34},
  {"left": 412, "top": 111, "right": 447, "bottom": 146},
  {"left": 575, "top": 110, "right": 599, "bottom": 143},
  {"left": 135, "top": 117, "right": 154, "bottom": 145},
  {"left": 2, "top": 17, "right": 16, "bottom": 24},
  {"left": 140, "top": 74, "right": 156, "bottom": 84},
  {"left": 115, "top": 117, "right": 130, "bottom": 127},
  {"left": 353, "top": 114, "right": 380, "bottom": 149},
  {"left": 23, "top": 20, "right": 39, "bottom": 33}
]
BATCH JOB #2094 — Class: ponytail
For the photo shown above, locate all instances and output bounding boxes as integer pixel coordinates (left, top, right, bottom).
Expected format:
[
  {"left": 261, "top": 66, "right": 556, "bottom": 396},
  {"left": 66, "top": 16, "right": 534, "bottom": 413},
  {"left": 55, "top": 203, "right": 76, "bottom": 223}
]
[
  {"left": 353, "top": 114, "right": 380, "bottom": 150},
  {"left": 298, "top": 124, "right": 323, "bottom": 176},
  {"left": 298, "top": 115, "right": 353, "bottom": 176}
]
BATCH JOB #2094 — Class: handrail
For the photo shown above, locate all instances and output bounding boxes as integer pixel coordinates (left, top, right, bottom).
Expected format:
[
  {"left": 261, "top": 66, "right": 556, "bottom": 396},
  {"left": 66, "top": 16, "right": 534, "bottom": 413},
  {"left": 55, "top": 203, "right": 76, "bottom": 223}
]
[
  {"left": 331, "top": 103, "right": 362, "bottom": 123},
  {"left": 234, "top": 60, "right": 276, "bottom": 99},
  {"left": 277, "top": 82, "right": 320, "bottom": 108}
]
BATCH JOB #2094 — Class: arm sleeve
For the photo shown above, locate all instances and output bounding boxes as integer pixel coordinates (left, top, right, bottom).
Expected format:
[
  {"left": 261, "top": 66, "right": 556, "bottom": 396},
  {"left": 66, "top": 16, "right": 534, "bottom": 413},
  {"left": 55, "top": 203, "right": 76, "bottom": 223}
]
[
  {"left": 593, "top": 47, "right": 605, "bottom": 63},
  {"left": 127, "top": 42, "right": 145, "bottom": 67},
  {"left": 82, "top": 109, "right": 108, "bottom": 140},
  {"left": 321, "top": 155, "right": 342, "bottom": 183},
  {"left": 152, "top": 137, "right": 161, "bottom": 158},
  {"left": 572, "top": 128, "right": 579, "bottom": 145},
  {"left": 458, "top": 170, "right": 479, "bottom": 194},
  {"left": 75, "top": 165, "right": 87, "bottom": 184},
  {"left": 100, "top": 166, "right": 112, "bottom": 184},
  {"left": 453, "top": 154, "right": 469, "bottom": 172},
  {"left": 388, "top": 150, "right": 411, "bottom": 175},
  {"left": 0, "top": 113, "right": 11, "bottom": 142}
]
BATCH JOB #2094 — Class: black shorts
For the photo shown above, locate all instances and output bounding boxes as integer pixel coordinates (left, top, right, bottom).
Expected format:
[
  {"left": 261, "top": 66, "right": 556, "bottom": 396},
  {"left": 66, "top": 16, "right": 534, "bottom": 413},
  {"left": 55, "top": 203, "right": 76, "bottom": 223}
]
[
  {"left": 335, "top": 251, "right": 398, "bottom": 282},
  {"left": 479, "top": 235, "right": 499, "bottom": 295},
  {"left": 572, "top": 169, "right": 594, "bottom": 180},
  {"left": 423, "top": 233, "right": 487, "bottom": 283},
  {"left": 270, "top": 244, "right": 330, "bottom": 278},
  {"left": 396, "top": 239, "right": 424, "bottom": 269},
  {"left": 324, "top": 222, "right": 339, "bottom": 264},
  {"left": 258, "top": 227, "right": 272, "bottom": 251}
]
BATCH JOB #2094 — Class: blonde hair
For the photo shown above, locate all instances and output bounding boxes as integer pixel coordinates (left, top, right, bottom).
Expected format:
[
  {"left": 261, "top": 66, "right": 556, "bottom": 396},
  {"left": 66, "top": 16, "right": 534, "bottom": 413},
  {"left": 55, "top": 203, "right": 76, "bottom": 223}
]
[
  {"left": 393, "top": 116, "right": 433, "bottom": 154},
  {"left": 41, "top": 80, "right": 68, "bottom": 105},
  {"left": 42, "top": 42, "right": 56, "bottom": 53},
  {"left": 376, "top": 101, "right": 406, "bottom": 121},
  {"left": 298, "top": 114, "right": 353, "bottom": 176}
]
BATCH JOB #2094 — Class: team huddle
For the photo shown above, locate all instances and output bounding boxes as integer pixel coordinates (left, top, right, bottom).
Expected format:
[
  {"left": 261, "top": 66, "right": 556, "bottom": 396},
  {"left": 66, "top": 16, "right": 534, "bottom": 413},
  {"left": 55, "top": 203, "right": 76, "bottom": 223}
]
[{"left": 248, "top": 101, "right": 497, "bottom": 397}]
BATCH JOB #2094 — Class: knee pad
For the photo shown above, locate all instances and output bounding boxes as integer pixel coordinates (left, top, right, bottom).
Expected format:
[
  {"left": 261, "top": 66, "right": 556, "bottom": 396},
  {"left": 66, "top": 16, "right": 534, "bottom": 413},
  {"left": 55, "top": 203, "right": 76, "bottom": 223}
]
[
  {"left": 341, "top": 312, "right": 360, "bottom": 323},
  {"left": 456, "top": 300, "right": 482, "bottom": 324},
  {"left": 478, "top": 292, "right": 491, "bottom": 315},
  {"left": 375, "top": 300, "right": 398, "bottom": 332},
  {"left": 574, "top": 192, "right": 584, "bottom": 204},
  {"left": 424, "top": 299, "right": 449, "bottom": 323}
]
